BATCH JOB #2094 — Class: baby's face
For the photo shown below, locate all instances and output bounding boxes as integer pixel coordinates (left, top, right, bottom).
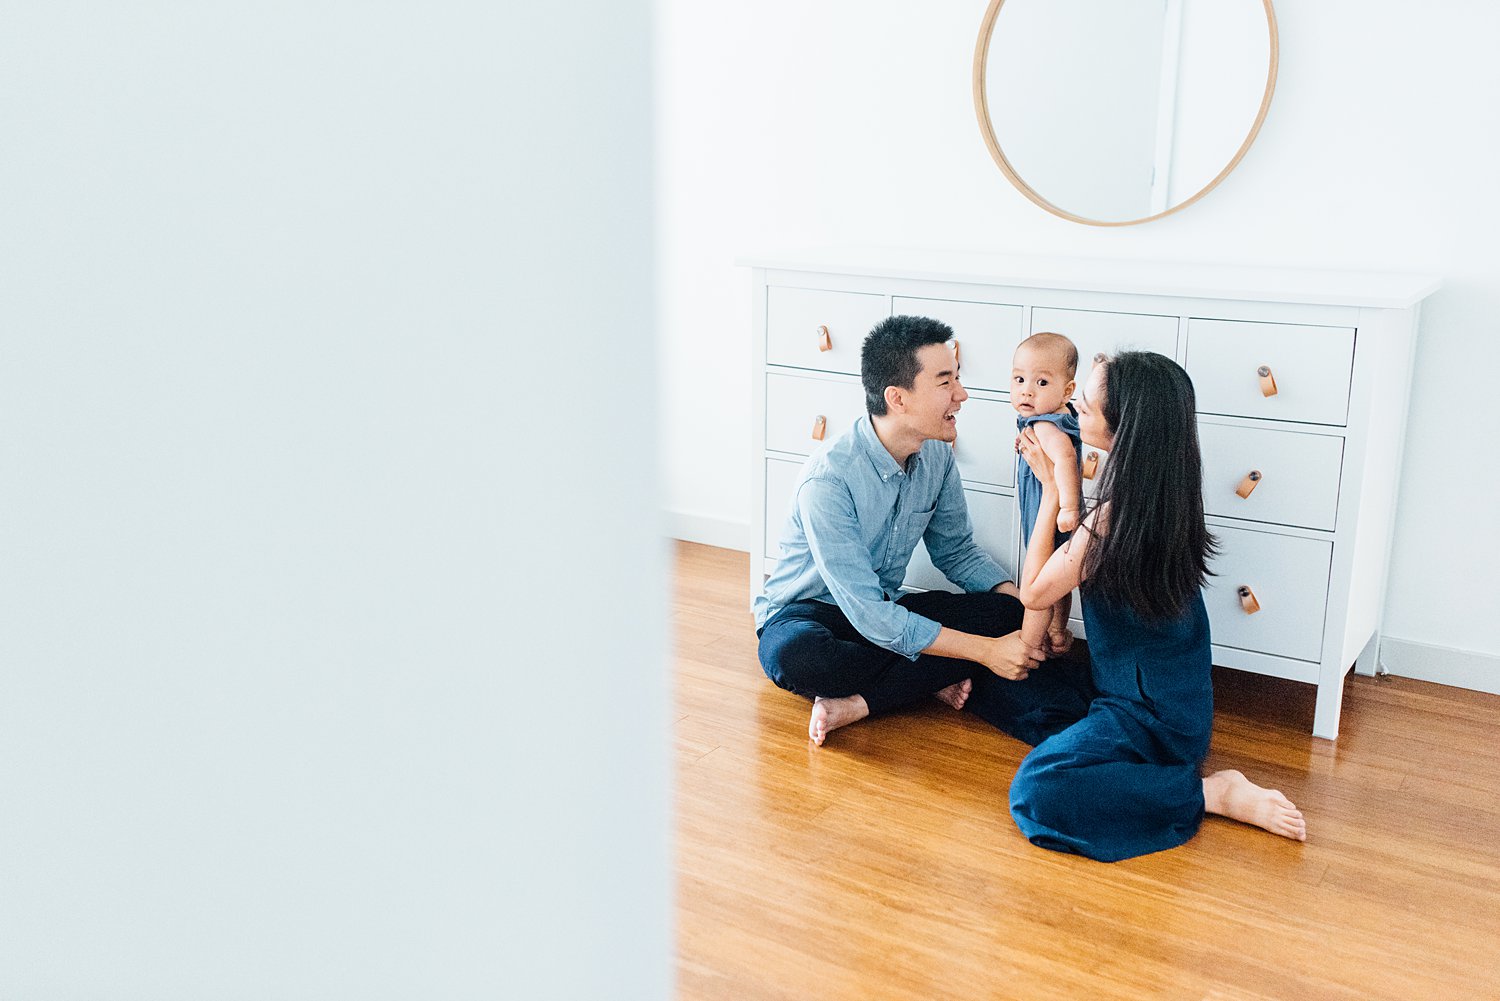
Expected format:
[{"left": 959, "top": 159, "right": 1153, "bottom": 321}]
[{"left": 1010, "top": 343, "right": 1075, "bottom": 416}]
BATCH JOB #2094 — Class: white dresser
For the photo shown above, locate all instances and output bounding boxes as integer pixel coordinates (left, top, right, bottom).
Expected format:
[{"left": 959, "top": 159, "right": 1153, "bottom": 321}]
[{"left": 745, "top": 250, "right": 1440, "bottom": 739}]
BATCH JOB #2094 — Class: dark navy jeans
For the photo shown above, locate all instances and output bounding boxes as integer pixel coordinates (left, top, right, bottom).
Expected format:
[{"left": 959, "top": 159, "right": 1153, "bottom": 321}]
[{"left": 757, "top": 590, "right": 1093, "bottom": 740}]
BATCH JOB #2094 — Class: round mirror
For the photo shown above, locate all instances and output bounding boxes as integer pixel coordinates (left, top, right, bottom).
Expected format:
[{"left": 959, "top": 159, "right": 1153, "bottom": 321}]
[{"left": 973, "top": 0, "right": 1277, "bottom": 227}]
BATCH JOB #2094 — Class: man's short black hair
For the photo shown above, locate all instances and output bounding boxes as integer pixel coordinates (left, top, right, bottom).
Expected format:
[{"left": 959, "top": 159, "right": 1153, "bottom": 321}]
[{"left": 861, "top": 315, "right": 955, "bottom": 416}]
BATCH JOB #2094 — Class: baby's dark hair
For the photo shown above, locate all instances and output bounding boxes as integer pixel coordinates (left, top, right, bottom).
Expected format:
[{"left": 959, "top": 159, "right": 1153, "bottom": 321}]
[
  {"left": 1017, "top": 331, "right": 1078, "bottom": 378},
  {"left": 860, "top": 315, "right": 955, "bottom": 416}
]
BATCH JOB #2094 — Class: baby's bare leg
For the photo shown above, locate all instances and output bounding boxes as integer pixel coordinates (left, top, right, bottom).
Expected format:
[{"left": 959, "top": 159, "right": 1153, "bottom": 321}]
[
  {"left": 1046, "top": 592, "right": 1073, "bottom": 656},
  {"left": 1020, "top": 604, "right": 1051, "bottom": 660}
]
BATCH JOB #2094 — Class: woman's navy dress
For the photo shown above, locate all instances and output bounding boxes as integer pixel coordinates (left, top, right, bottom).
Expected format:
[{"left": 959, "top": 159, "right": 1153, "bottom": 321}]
[{"left": 1008, "top": 584, "right": 1214, "bottom": 862}]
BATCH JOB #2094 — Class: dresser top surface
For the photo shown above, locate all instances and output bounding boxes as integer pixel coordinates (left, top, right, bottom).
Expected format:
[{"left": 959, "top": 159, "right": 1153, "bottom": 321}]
[{"left": 737, "top": 248, "right": 1442, "bottom": 310}]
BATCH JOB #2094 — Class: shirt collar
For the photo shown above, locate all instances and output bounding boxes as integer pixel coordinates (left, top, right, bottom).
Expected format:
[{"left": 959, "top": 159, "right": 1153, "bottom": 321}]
[{"left": 856, "top": 415, "right": 915, "bottom": 482}]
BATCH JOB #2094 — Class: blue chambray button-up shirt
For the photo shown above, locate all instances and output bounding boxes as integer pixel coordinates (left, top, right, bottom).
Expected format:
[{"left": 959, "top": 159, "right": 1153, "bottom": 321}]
[{"left": 753, "top": 415, "right": 1011, "bottom": 659}]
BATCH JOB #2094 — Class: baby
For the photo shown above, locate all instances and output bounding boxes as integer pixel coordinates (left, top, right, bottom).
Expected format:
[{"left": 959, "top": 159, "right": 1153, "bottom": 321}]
[{"left": 1012, "top": 331, "right": 1084, "bottom": 656}]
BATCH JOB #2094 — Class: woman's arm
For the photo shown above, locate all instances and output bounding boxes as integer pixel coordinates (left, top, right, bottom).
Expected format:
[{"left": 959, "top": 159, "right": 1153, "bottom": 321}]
[{"left": 1024, "top": 520, "right": 1092, "bottom": 610}]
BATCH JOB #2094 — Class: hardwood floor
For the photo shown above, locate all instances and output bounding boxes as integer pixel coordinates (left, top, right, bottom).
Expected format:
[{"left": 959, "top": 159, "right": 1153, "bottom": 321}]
[{"left": 673, "top": 541, "right": 1500, "bottom": 1001}]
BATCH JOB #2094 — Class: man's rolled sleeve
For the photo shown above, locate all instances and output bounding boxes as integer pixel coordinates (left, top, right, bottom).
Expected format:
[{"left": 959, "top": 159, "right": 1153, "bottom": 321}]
[
  {"left": 798, "top": 477, "right": 941, "bottom": 660},
  {"left": 892, "top": 608, "right": 943, "bottom": 660}
]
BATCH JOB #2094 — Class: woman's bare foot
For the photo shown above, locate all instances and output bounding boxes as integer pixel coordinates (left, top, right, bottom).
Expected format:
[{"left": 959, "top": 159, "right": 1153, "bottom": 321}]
[
  {"left": 934, "top": 678, "right": 972, "bottom": 711},
  {"left": 809, "top": 694, "right": 869, "bottom": 746},
  {"left": 1203, "top": 769, "right": 1307, "bottom": 842}
]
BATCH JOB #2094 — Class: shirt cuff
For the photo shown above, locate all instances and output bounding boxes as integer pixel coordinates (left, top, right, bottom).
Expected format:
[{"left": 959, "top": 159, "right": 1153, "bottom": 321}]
[
  {"left": 898, "top": 613, "right": 943, "bottom": 661},
  {"left": 968, "top": 565, "right": 1010, "bottom": 594}
]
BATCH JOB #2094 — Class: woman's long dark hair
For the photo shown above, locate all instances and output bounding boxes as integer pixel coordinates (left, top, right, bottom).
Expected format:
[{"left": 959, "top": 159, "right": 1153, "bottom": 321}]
[{"left": 1082, "top": 351, "right": 1216, "bottom": 620}]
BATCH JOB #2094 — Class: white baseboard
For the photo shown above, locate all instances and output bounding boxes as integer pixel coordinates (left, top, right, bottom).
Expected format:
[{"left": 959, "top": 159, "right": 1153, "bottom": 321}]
[
  {"left": 1380, "top": 637, "right": 1500, "bottom": 696},
  {"left": 666, "top": 510, "right": 750, "bottom": 553}
]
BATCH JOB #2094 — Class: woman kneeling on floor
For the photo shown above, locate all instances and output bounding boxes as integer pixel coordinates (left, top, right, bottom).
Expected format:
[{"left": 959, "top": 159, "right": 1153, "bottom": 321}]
[{"left": 999, "top": 351, "right": 1306, "bottom": 862}]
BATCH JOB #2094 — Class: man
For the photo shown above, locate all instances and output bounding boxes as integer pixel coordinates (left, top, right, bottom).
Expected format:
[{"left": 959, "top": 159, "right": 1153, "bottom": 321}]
[{"left": 754, "top": 315, "right": 1077, "bottom": 746}]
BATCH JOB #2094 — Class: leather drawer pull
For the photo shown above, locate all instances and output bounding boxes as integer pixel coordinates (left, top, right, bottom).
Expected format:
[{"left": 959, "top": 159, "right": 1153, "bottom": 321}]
[
  {"left": 1236, "top": 469, "right": 1262, "bottom": 498},
  {"left": 811, "top": 415, "right": 827, "bottom": 441},
  {"left": 816, "top": 325, "right": 832, "bottom": 352},
  {"left": 1082, "top": 450, "right": 1100, "bottom": 480},
  {"left": 1258, "top": 365, "right": 1278, "bottom": 397},
  {"left": 1238, "top": 585, "right": 1261, "bottom": 614}
]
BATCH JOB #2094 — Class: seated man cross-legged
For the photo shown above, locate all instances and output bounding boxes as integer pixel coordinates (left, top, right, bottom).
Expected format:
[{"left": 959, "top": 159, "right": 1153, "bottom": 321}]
[{"left": 753, "top": 315, "right": 1090, "bottom": 746}]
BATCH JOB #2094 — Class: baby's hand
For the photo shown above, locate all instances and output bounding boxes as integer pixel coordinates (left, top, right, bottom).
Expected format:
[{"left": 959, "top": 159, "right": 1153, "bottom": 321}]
[
  {"left": 1045, "top": 625, "right": 1074, "bottom": 658},
  {"left": 1057, "top": 507, "right": 1079, "bottom": 533}
]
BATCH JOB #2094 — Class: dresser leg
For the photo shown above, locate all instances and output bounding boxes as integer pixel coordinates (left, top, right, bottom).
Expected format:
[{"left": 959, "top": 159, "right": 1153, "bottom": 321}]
[
  {"left": 1352, "top": 632, "right": 1381, "bottom": 677},
  {"left": 1312, "top": 665, "right": 1349, "bottom": 740}
]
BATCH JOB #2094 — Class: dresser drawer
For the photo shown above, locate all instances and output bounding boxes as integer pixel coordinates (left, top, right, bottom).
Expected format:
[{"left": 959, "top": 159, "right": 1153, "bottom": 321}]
[
  {"left": 764, "top": 457, "right": 804, "bottom": 558},
  {"left": 1186, "top": 319, "right": 1355, "bottom": 425},
  {"left": 1206, "top": 525, "right": 1331, "bottom": 663},
  {"left": 1031, "top": 307, "right": 1179, "bottom": 397},
  {"left": 1199, "top": 422, "right": 1344, "bottom": 531},
  {"left": 765, "top": 373, "right": 865, "bottom": 456},
  {"left": 904, "top": 488, "right": 1016, "bottom": 592},
  {"left": 953, "top": 396, "right": 1016, "bottom": 488},
  {"left": 748, "top": 255, "right": 1438, "bottom": 740},
  {"left": 767, "top": 286, "right": 887, "bottom": 375},
  {"left": 891, "top": 297, "right": 1024, "bottom": 393}
]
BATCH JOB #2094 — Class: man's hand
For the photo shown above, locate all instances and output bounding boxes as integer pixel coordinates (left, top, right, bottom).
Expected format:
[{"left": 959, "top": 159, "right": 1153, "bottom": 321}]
[
  {"left": 977, "top": 630, "right": 1043, "bottom": 681},
  {"left": 923, "top": 625, "right": 1042, "bottom": 681},
  {"left": 992, "top": 580, "right": 1020, "bottom": 598}
]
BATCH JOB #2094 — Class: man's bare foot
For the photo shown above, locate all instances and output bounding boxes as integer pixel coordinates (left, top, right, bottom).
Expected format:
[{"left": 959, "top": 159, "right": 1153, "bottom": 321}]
[
  {"left": 934, "top": 678, "right": 972, "bottom": 711},
  {"left": 1203, "top": 769, "right": 1307, "bottom": 842},
  {"left": 809, "top": 694, "right": 869, "bottom": 746}
]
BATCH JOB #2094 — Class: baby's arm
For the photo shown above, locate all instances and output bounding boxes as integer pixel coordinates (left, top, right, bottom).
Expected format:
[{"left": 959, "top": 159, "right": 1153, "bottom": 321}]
[{"left": 1032, "top": 422, "right": 1083, "bottom": 533}]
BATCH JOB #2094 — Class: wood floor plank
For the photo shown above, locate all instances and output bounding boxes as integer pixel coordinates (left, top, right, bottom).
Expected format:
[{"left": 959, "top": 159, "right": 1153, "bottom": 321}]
[{"left": 672, "top": 542, "right": 1500, "bottom": 999}]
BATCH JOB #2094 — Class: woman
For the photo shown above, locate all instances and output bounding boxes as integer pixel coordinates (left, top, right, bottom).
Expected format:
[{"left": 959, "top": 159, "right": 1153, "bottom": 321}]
[{"left": 1007, "top": 351, "right": 1306, "bottom": 862}]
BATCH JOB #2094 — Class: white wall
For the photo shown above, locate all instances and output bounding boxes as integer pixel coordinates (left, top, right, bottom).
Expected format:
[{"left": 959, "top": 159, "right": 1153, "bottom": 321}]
[
  {"left": 658, "top": 0, "right": 1500, "bottom": 682},
  {"left": 1, "top": 4, "right": 669, "bottom": 998}
]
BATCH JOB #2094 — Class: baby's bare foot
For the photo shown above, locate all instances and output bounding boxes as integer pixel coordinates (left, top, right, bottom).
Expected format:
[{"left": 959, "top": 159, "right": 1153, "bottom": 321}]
[
  {"left": 1203, "top": 769, "right": 1307, "bottom": 842},
  {"left": 934, "top": 678, "right": 972, "bottom": 711},
  {"left": 809, "top": 694, "right": 870, "bottom": 746}
]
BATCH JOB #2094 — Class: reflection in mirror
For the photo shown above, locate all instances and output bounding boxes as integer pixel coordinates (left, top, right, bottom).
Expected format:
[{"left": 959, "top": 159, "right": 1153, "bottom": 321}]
[{"left": 974, "top": 0, "right": 1276, "bottom": 226}]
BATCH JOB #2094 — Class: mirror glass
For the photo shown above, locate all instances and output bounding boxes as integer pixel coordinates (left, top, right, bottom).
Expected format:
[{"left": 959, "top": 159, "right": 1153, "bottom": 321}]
[{"left": 975, "top": 0, "right": 1275, "bottom": 226}]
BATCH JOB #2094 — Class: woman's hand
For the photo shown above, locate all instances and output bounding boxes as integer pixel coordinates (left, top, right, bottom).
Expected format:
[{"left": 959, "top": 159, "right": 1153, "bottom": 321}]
[{"left": 1017, "top": 427, "right": 1057, "bottom": 490}]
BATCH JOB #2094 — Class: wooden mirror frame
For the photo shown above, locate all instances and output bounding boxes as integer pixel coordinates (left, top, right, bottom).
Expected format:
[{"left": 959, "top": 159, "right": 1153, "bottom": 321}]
[{"left": 972, "top": 0, "right": 1279, "bottom": 227}]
